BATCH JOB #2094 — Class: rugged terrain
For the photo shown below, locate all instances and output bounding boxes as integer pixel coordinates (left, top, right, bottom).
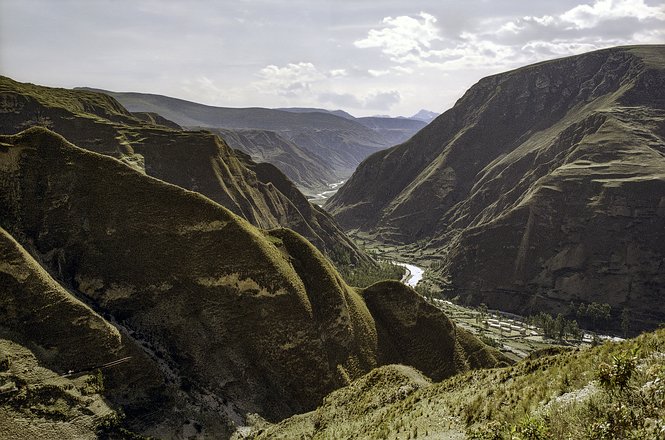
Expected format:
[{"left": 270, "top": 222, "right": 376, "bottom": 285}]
[
  {"left": 80, "top": 90, "right": 427, "bottom": 182},
  {"left": 210, "top": 127, "right": 336, "bottom": 192},
  {"left": 327, "top": 45, "right": 665, "bottom": 333},
  {"left": 0, "top": 127, "right": 504, "bottom": 438},
  {"left": 247, "top": 329, "right": 665, "bottom": 439},
  {"left": 78, "top": 89, "right": 390, "bottom": 177},
  {"left": 0, "top": 75, "right": 368, "bottom": 266}
]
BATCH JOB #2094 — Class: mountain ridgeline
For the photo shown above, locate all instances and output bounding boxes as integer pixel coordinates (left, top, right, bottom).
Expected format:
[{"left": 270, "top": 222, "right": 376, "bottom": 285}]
[
  {"left": 327, "top": 45, "right": 665, "bottom": 333},
  {"left": 0, "top": 75, "right": 369, "bottom": 267},
  {"left": 77, "top": 88, "right": 428, "bottom": 189},
  {"left": 0, "top": 127, "right": 506, "bottom": 438}
]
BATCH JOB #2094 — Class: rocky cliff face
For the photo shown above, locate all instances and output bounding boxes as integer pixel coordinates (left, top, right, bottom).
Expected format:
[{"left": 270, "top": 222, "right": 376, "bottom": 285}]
[
  {"left": 0, "top": 127, "right": 503, "bottom": 438},
  {"left": 0, "top": 75, "right": 368, "bottom": 266},
  {"left": 327, "top": 45, "right": 665, "bottom": 332}
]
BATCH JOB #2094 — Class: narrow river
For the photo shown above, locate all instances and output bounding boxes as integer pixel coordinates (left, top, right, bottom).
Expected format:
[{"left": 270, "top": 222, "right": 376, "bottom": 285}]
[
  {"left": 393, "top": 262, "right": 424, "bottom": 287},
  {"left": 394, "top": 260, "right": 624, "bottom": 347},
  {"left": 308, "top": 180, "right": 346, "bottom": 205}
]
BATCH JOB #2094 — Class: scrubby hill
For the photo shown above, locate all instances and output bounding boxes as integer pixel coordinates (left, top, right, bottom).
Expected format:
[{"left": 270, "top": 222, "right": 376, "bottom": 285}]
[
  {"left": 0, "top": 75, "right": 368, "bottom": 266},
  {"left": 327, "top": 45, "right": 665, "bottom": 333},
  {"left": 0, "top": 127, "right": 503, "bottom": 438},
  {"left": 249, "top": 329, "right": 665, "bottom": 439}
]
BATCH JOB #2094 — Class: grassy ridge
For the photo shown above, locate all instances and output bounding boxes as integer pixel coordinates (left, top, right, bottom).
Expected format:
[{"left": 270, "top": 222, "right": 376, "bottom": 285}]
[
  {"left": 0, "top": 74, "right": 372, "bottom": 267},
  {"left": 250, "top": 328, "right": 665, "bottom": 439}
]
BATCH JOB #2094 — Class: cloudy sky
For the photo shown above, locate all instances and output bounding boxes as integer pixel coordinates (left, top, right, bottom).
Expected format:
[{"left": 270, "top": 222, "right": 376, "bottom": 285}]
[{"left": 1, "top": 0, "right": 663, "bottom": 116}]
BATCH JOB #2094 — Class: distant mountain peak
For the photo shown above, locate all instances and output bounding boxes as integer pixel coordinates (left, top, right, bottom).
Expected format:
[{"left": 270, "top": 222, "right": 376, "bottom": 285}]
[{"left": 410, "top": 109, "right": 439, "bottom": 122}]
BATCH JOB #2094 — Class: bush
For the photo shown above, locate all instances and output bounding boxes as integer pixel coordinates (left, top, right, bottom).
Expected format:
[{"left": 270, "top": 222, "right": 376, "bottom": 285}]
[
  {"left": 512, "top": 417, "right": 550, "bottom": 440},
  {"left": 597, "top": 353, "right": 637, "bottom": 394}
]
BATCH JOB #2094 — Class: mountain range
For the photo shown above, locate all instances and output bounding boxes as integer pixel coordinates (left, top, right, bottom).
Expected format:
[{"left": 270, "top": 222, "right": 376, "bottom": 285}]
[
  {"left": 0, "top": 75, "right": 367, "bottom": 267},
  {"left": 327, "top": 45, "right": 665, "bottom": 334},
  {"left": 77, "top": 88, "right": 428, "bottom": 191},
  {"left": 1, "top": 44, "right": 664, "bottom": 440}
]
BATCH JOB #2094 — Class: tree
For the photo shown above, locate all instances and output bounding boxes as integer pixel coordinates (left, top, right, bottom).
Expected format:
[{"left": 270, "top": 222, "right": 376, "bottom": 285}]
[
  {"left": 565, "top": 319, "right": 582, "bottom": 341},
  {"left": 587, "top": 302, "right": 611, "bottom": 327}
]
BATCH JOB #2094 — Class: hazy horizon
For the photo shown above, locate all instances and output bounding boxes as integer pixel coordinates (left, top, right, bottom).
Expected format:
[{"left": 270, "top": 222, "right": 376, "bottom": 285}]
[{"left": 1, "top": 0, "right": 663, "bottom": 117}]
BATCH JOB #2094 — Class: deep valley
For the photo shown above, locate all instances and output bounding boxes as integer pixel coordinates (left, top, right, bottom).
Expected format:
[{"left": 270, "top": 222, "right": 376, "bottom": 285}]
[{"left": 1, "top": 34, "right": 664, "bottom": 440}]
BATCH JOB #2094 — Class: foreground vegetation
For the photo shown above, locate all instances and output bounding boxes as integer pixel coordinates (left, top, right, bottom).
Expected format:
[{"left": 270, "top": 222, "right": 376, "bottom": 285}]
[{"left": 245, "top": 329, "right": 665, "bottom": 439}]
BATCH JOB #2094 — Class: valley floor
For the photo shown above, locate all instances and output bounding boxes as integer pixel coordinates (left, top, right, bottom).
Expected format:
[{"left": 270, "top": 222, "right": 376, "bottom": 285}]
[{"left": 349, "top": 231, "right": 618, "bottom": 361}]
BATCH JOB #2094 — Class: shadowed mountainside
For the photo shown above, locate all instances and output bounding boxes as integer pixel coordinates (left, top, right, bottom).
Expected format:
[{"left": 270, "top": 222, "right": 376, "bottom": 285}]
[
  {"left": 210, "top": 127, "right": 336, "bottom": 191},
  {"left": 0, "top": 127, "right": 504, "bottom": 438},
  {"left": 0, "top": 75, "right": 368, "bottom": 266},
  {"left": 356, "top": 116, "right": 427, "bottom": 148},
  {"left": 327, "top": 45, "right": 665, "bottom": 333}
]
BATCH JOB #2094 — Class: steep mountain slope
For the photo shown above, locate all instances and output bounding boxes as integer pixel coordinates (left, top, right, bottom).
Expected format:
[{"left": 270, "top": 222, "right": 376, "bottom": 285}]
[
  {"left": 0, "top": 127, "right": 504, "bottom": 438},
  {"left": 0, "top": 75, "right": 368, "bottom": 266},
  {"left": 249, "top": 328, "right": 665, "bottom": 439},
  {"left": 327, "top": 45, "right": 665, "bottom": 332},
  {"left": 211, "top": 127, "right": 336, "bottom": 191},
  {"left": 78, "top": 88, "right": 390, "bottom": 176},
  {"left": 0, "top": 226, "right": 187, "bottom": 437}
]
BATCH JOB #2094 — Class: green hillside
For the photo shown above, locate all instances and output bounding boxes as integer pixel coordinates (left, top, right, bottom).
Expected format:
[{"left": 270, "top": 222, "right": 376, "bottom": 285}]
[
  {"left": 0, "top": 75, "right": 369, "bottom": 267},
  {"left": 327, "top": 45, "right": 665, "bottom": 334},
  {"left": 248, "top": 328, "right": 665, "bottom": 439},
  {"left": 0, "top": 127, "right": 503, "bottom": 437}
]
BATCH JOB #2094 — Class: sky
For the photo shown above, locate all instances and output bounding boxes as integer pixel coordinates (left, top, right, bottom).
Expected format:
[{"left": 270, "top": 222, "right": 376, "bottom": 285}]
[{"left": 1, "top": 0, "right": 663, "bottom": 117}]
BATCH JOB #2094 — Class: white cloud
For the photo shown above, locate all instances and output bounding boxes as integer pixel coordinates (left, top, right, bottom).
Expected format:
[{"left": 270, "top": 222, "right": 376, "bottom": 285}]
[
  {"left": 368, "top": 69, "right": 390, "bottom": 77},
  {"left": 520, "top": 40, "right": 613, "bottom": 57},
  {"left": 181, "top": 76, "right": 226, "bottom": 101},
  {"left": 364, "top": 90, "right": 401, "bottom": 109},
  {"left": 354, "top": 12, "right": 443, "bottom": 64},
  {"left": 329, "top": 69, "right": 347, "bottom": 77},
  {"left": 255, "top": 62, "right": 327, "bottom": 97},
  {"left": 560, "top": 0, "right": 665, "bottom": 29},
  {"left": 392, "top": 66, "right": 415, "bottom": 75},
  {"left": 498, "top": 0, "right": 665, "bottom": 34},
  {"left": 354, "top": 0, "right": 665, "bottom": 79}
]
